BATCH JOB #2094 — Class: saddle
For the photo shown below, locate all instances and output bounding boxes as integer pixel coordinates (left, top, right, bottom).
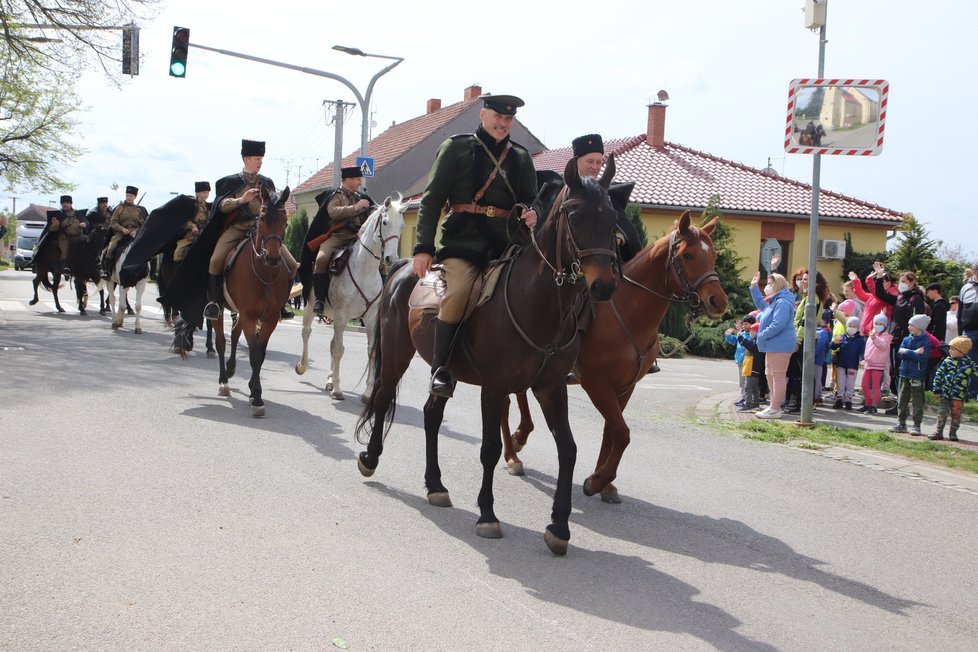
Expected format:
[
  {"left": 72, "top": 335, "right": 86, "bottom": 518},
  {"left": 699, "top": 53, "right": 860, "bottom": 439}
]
[{"left": 407, "top": 245, "right": 519, "bottom": 317}]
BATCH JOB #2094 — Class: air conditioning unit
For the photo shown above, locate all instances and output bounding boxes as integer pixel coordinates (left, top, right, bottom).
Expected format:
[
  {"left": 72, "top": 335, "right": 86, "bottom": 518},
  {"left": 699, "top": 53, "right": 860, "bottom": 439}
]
[{"left": 818, "top": 239, "right": 846, "bottom": 259}]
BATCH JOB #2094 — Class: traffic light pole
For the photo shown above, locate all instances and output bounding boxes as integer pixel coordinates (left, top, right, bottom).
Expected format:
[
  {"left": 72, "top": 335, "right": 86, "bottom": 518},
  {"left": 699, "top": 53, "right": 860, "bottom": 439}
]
[{"left": 187, "top": 42, "right": 403, "bottom": 190}]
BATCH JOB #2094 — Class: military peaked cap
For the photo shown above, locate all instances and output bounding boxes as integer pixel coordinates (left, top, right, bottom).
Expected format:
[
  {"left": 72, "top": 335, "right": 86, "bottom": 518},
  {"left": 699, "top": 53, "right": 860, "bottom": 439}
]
[{"left": 480, "top": 94, "right": 524, "bottom": 115}]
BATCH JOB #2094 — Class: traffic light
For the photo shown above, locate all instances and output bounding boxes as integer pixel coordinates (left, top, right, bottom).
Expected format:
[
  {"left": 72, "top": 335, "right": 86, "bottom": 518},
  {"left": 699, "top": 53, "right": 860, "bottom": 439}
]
[
  {"left": 122, "top": 24, "right": 140, "bottom": 75},
  {"left": 169, "top": 26, "right": 189, "bottom": 78}
]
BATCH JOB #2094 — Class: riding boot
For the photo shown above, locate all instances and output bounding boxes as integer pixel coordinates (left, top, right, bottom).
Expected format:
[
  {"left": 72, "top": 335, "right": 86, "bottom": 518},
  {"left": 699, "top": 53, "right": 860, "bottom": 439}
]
[
  {"left": 203, "top": 273, "right": 224, "bottom": 321},
  {"left": 313, "top": 272, "right": 330, "bottom": 315},
  {"left": 429, "top": 319, "right": 461, "bottom": 398},
  {"left": 100, "top": 253, "right": 113, "bottom": 279}
]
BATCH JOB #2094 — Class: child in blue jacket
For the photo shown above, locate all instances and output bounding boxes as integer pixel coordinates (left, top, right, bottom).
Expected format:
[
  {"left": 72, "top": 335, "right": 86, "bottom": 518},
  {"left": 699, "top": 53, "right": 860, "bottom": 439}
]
[
  {"left": 725, "top": 315, "right": 756, "bottom": 406},
  {"left": 890, "top": 314, "right": 932, "bottom": 435},
  {"left": 813, "top": 310, "right": 833, "bottom": 406},
  {"left": 830, "top": 316, "right": 866, "bottom": 409}
]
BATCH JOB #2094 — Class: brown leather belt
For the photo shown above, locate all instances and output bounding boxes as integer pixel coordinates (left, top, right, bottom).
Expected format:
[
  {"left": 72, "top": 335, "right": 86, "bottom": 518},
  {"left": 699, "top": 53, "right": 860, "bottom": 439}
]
[{"left": 449, "top": 203, "right": 511, "bottom": 218}]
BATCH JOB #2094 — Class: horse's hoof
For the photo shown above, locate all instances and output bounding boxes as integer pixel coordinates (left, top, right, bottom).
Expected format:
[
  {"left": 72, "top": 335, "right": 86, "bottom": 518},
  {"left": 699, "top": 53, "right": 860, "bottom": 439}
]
[
  {"left": 511, "top": 432, "right": 526, "bottom": 453},
  {"left": 99, "top": 309, "right": 106, "bottom": 315},
  {"left": 476, "top": 522, "right": 503, "bottom": 539},
  {"left": 79, "top": 309, "right": 87, "bottom": 316},
  {"left": 295, "top": 363, "right": 306, "bottom": 375},
  {"left": 427, "top": 491, "right": 452, "bottom": 508},
  {"left": 207, "top": 351, "right": 216, "bottom": 359},
  {"left": 57, "top": 307, "right": 65, "bottom": 313},
  {"left": 544, "top": 528, "right": 569, "bottom": 556},
  {"left": 218, "top": 384, "right": 230, "bottom": 397},
  {"left": 111, "top": 323, "right": 120, "bottom": 330},
  {"left": 331, "top": 391, "right": 345, "bottom": 401},
  {"left": 28, "top": 299, "right": 38, "bottom": 306},
  {"left": 250, "top": 404, "right": 265, "bottom": 417},
  {"left": 357, "top": 452, "right": 376, "bottom": 477},
  {"left": 134, "top": 327, "right": 142, "bottom": 335},
  {"left": 360, "top": 394, "right": 369, "bottom": 405},
  {"left": 582, "top": 477, "right": 597, "bottom": 497},
  {"left": 325, "top": 381, "right": 334, "bottom": 392},
  {"left": 601, "top": 485, "right": 622, "bottom": 504},
  {"left": 506, "top": 461, "right": 525, "bottom": 476}
]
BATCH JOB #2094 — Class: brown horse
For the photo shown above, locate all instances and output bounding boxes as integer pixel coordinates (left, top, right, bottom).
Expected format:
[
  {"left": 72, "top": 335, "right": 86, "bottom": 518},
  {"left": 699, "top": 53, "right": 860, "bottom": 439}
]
[
  {"left": 502, "top": 211, "right": 728, "bottom": 503},
  {"left": 355, "top": 157, "right": 621, "bottom": 556},
  {"left": 174, "top": 187, "right": 291, "bottom": 417}
]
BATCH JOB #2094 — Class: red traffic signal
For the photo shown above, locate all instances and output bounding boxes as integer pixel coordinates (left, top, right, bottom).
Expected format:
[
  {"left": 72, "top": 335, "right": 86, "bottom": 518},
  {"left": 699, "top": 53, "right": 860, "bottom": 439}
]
[{"left": 169, "top": 26, "right": 189, "bottom": 78}]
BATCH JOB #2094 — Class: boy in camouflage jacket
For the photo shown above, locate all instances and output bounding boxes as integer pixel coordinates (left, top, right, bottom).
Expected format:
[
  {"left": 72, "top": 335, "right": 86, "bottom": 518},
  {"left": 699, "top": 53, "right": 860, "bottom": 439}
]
[{"left": 930, "top": 336, "right": 977, "bottom": 441}]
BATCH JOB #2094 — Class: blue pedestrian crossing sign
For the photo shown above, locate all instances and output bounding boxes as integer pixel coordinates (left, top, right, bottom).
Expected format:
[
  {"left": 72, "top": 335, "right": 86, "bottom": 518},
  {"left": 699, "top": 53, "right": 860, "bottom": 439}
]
[{"left": 356, "top": 156, "right": 375, "bottom": 177}]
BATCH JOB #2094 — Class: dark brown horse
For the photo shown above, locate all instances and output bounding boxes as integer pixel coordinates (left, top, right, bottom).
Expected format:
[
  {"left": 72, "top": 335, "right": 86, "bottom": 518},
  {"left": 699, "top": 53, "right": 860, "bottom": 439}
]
[
  {"left": 502, "top": 211, "right": 728, "bottom": 503},
  {"left": 355, "top": 157, "right": 621, "bottom": 556},
  {"left": 174, "top": 187, "right": 291, "bottom": 417},
  {"left": 29, "top": 226, "right": 106, "bottom": 315}
]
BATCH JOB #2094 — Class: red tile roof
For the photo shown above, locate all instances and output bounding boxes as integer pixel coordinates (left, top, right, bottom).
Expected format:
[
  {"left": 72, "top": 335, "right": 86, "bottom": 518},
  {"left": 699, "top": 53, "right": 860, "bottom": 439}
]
[
  {"left": 533, "top": 136, "right": 904, "bottom": 224},
  {"left": 294, "top": 96, "right": 480, "bottom": 195}
]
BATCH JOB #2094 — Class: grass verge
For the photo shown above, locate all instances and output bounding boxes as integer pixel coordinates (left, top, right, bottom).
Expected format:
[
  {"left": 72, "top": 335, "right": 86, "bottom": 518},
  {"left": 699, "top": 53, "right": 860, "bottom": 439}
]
[
  {"left": 924, "top": 390, "right": 978, "bottom": 423},
  {"left": 717, "top": 418, "right": 978, "bottom": 475}
]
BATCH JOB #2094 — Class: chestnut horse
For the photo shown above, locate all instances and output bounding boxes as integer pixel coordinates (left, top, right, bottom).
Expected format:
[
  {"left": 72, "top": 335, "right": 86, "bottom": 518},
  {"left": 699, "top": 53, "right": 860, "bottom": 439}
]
[
  {"left": 502, "top": 211, "right": 728, "bottom": 503},
  {"left": 355, "top": 157, "right": 620, "bottom": 556},
  {"left": 174, "top": 187, "right": 292, "bottom": 417}
]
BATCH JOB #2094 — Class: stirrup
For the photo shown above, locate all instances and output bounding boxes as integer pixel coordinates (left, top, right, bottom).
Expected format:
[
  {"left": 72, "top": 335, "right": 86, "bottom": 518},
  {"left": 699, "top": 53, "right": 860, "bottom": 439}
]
[
  {"left": 203, "top": 301, "right": 222, "bottom": 320},
  {"left": 313, "top": 299, "right": 325, "bottom": 315},
  {"left": 429, "top": 367, "right": 455, "bottom": 398}
]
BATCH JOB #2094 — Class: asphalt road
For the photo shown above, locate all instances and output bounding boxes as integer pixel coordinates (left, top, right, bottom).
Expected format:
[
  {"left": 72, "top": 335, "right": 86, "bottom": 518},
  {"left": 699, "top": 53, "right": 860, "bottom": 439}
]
[{"left": 1, "top": 268, "right": 976, "bottom": 651}]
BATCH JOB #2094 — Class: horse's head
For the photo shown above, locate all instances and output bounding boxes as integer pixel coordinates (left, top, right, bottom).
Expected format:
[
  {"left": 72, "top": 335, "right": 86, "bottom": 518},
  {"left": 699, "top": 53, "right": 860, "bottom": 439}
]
[
  {"left": 662, "top": 211, "right": 728, "bottom": 318},
  {"left": 374, "top": 193, "right": 406, "bottom": 273},
  {"left": 257, "top": 186, "right": 290, "bottom": 265},
  {"left": 552, "top": 153, "right": 619, "bottom": 301}
]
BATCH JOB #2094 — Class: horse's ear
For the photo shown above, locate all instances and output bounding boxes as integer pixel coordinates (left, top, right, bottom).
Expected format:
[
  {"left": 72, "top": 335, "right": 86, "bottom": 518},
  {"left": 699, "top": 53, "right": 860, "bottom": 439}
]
[
  {"left": 598, "top": 153, "right": 616, "bottom": 190},
  {"left": 702, "top": 215, "right": 719, "bottom": 235},
  {"left": 280, "top": 186, "right": 291, "bottom": 204},
  {"left": 564, "top": 157, "right": 583, "bottom": 193},
  {"left": 384, "top": 196, "right": 392, "bottom": 208},
  {"left": 678, "top": 210, "right": 692, "bottom": 235}
]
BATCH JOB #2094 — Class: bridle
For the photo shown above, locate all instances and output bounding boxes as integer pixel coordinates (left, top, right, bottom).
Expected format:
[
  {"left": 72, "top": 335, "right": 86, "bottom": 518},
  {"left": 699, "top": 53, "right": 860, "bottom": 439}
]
[
  {"left": 623, "top": 228, "right": 718, "bottom": 315},
  {"left": 523, "top": 195, "right": 618, "bottom": 287},
  {"left": 345, "top": 203, "right": 402, "bottom": 310},
  {"left": 252, "top": 192, "right": 285, "bottom": 264}
]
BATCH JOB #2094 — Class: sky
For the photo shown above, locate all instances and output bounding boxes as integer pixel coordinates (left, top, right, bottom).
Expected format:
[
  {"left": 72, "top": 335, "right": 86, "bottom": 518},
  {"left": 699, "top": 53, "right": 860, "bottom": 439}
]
[{"left": 7, "top": 0, "right": 977, "bottom": 259}]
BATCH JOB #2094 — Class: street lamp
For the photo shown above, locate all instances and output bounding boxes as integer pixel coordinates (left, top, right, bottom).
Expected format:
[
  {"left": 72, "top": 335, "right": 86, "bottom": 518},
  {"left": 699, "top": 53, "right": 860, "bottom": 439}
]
[{"left": 331, "top": 45, "right": 404, "bottom": 188}]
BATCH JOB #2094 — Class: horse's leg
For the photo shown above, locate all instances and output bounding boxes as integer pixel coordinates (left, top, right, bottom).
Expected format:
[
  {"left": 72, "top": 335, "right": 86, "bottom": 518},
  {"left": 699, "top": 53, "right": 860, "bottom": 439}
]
[
  {"left": 417, "top": 392, "right": 453, "bottom": 506},
  {"left": 99, "top": 288, "right": 108, "bottom": 315},
  {"left": 246, "top": 324, "right": 268, "bottom": 417},
  {"left": 582, "top": 386, "right": 635, "bottom": 505},
  {"left": 227, "top": 315, "right": 242, "bottom": 380},
  {"left": 500, "top": 395, "right": 525, "bottom": 476},
  {"left": 112, "top": 283, "right": 125, "bottom": 329},
  {"left": 76, "top": 280, "right": 87, "bottom": 315},
  {"left": 52, "top": 272, "right": 65, "bottom": 312},
  {"left": 206, "top": 320, "right": 216, "bottom": 359},
  {"left": 360, "top": 306, "right": 380, "bottom": 404},
  {"left": 294, "top": 292, "right": 315, "bottom": 375},
  {"left": 132, "top": 282, "right": 145, "bottom": 334},
  {"left": 29, "top": 275, "right": 41, "bottom": 305},
  {"left": 532, "top": 384, "right": 577, "bottom": 556},
  {"left": 214, "top": 317, "right": 230, "bottom": 397},
  {"left": 326, "top": 319, "right": 347, "bottom": 400},
  {"left": 476, "top": 389, "right": 507, "bottom": 539},
  {"left": 514, "top": 391, "right": 535, "bottom": 449}
]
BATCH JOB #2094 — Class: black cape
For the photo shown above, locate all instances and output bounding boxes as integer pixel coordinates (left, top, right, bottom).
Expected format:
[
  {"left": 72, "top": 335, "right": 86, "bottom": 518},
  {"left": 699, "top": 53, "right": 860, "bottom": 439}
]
[
  {"left": 34, "top": 209, "right": 89, "bottom": 262},
  {"left": 297, "top": 188, "right": 374, "bottom": 289},
  {"left": 159, "top": 173, "right": 274, "bottom": 329}
]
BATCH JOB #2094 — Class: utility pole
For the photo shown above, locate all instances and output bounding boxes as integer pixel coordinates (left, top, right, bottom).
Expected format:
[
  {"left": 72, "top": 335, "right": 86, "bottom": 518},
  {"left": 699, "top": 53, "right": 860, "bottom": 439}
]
[{"left": 325, "top": 99, "right": 355, "bottom": 187}]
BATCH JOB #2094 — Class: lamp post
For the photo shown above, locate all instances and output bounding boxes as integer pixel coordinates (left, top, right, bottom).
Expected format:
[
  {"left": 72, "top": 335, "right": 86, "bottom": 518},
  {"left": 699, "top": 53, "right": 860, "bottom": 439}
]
[{"left": 331, "top": 45, "right": 404, "bottom": 190}]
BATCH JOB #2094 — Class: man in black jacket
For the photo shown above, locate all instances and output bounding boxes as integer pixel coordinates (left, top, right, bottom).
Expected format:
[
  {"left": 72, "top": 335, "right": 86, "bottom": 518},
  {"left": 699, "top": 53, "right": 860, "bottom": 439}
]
[{"left": 924, "top": 282, "right": 950, "bottom": 390}]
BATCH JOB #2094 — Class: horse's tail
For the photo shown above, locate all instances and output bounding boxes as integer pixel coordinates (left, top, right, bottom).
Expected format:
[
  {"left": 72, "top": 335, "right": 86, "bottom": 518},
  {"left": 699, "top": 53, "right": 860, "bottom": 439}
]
[
  {"left": 355, "top": 287, "right": 400, "bottom": 446},
  {"left": 172, "top": 317, "right": 195, "bottom": 361}
]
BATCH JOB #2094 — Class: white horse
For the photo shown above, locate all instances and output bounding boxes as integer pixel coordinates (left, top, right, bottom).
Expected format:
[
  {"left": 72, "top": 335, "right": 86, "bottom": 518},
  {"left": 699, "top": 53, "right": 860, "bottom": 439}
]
[
  {"left": 295, "top": 194, "right": 406, "bottom": 400},
  {"left": 101, "top": 238, "right": 149, "bottom": 333}
]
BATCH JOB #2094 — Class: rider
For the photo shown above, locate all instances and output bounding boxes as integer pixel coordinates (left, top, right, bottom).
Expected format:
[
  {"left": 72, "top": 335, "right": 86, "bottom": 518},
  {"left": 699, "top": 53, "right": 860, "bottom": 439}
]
[
  {"left": 311, "top": 166, "right": 372, "bottom": 316},
  {"left": 173, "top": 182, "right": 212, "bottom": 263},
  {"left": 203, "top": 139, "right": 299, "bottom": 321},
  {"left": 47, "top": 195, "right": 88, "bottom": 275},
  {"left": 413, "top": 93, "right": 540, "bottom": 397},
  {"left": 86, "top": 197, "right": 111, "bottom": 231},
  {"left": 102, "top": 186, "right": 148, "bottom": 278}
]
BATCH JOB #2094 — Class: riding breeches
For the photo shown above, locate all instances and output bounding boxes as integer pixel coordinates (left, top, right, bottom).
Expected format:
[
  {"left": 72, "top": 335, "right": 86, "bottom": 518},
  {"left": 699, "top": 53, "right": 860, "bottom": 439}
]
[
  {"left": 105, "top": 232, "right": 126, "bottom": 258},
  {"left": 314, "top": 230, "right": 357, "bottom": 273},
  {"left": 173, "top": 234, "right": 196, "bottom": 262},
  {"left": 438, "top": 257, "right": 480, "bottom": 324},
  {"left": 209, "top": 222, "right": 298, "bottom": 276}
]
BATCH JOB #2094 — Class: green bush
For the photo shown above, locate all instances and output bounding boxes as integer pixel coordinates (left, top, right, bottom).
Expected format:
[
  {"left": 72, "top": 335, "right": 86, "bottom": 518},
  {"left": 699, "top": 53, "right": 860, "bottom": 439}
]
[{"left": 658, "top": 334, "right": 686, "bottom": 358}]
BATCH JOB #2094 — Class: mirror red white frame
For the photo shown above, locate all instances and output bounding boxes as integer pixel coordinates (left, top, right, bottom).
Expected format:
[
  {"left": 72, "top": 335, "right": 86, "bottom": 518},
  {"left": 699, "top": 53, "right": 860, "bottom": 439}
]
[{"left": 785, "top": 79, "right": 888, "bottom": 156}]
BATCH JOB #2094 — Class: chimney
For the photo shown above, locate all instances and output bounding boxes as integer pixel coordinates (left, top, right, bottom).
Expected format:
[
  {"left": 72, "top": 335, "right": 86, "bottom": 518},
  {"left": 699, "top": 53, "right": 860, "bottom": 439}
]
[
  {"left": 426, "top": 98, "right": 442, "bottom": 114},
  {"left": 647, "top": 102, "right": 667, "bottom": 148},
  {"left": 463, "top": 84, "right": 483, "bottom": 101}
]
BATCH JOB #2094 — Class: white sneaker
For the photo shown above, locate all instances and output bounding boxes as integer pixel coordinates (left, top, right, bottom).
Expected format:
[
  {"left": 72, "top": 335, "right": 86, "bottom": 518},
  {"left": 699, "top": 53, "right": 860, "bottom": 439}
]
[{"left": 756, "top": 409, "right": 783, "bottom": 420}]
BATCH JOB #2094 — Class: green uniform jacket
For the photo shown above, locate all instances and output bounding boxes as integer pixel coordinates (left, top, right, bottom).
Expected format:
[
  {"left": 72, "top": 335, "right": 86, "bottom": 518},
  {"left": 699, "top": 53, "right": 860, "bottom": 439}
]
[{"left": 414, "top": 128, "right": 539, "bottom": 266}]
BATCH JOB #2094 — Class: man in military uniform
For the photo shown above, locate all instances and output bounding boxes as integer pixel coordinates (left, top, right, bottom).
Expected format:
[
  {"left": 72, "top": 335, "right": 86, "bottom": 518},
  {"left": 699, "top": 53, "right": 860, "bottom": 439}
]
[
  {"left": 310, "top": 166, "right": 372, "bottom": 315},
  {"left": 202, "top": 139, "right": 298, "bottom": 320},
  {"left": 47, "top": 195, "right": 88, "bottom": 275},
  {"left": 86, "top": 197, "right": 111, "bottom": 230},
  {"left": 412, "top": 93, "right": 540, "bottom": 397},
  {"left": 173, "top": 182, "right": 212, "bottom": 263},
  {"left": 102, "top": 186, "right": 148, "bottom": 278}
]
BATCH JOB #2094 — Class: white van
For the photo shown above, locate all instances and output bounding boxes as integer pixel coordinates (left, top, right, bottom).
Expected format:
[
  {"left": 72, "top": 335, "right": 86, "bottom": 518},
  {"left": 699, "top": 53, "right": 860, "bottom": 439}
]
[{"left": 14, "top": 221, "right": 45, "bottom": 271}]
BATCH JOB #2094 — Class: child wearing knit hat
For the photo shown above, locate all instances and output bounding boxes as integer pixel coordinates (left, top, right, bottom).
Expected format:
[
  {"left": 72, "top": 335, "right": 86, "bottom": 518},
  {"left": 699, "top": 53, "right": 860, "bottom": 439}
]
[
  {"left": 929, "top": 336, "right": 976, "bottom": 440},
  {"left": 830, "top": 316, "right": 866, "bottom": 410},
  {"left": 859, "top": 313, "right": 893, "bottom": 413},
  {"left": 890, "top": 313, "right": 932, "bottom": 435}
]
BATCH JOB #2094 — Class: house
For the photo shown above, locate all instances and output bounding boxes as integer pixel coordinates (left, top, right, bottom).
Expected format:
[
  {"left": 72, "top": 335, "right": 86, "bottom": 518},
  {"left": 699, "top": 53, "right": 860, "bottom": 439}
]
[
  {"left": 532, "top": 102, "right": 904, "bottom": 283},
  {"left": 292, "top": 84, "right": 546, "bottom": 232}
]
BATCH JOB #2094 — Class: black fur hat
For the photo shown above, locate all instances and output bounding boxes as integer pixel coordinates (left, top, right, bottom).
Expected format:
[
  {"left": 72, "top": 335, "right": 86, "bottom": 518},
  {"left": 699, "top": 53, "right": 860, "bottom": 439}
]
[
  {"left": 341, "top": 166, "right": 363, "bottom": 180},
  {"left": 59, "top": 195, "right": 72, "bottom": 204},
  {"left": 126, "top": 186, "right": 138, "bottom": 196},
  {"left": 241, "top": 139, "right": 266, "bottom": 157},
  {"left": 194, "top": 181, "right": 211, "bottom": 192},
  {"left": 572, "top": 134, "right": 604, "bottom": 157},
  {"left": 97, "top": 197, "right": 108, "bottom": 203}
]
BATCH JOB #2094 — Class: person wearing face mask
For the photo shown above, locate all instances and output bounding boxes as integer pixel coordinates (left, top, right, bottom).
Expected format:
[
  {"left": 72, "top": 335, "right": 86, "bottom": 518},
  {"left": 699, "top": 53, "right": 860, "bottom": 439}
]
[
  {"left": 871, "top": 262, "right": 928, "bottom": 400},
  {"left": 859, "top": 314, "right": 893, "bottom": 413},
  {"left": 829, "top": 316, "right": 865, "bottom": 409},
  {"left": 946, "top": 296, "right": 960, "bottom": 343},
  {"left": 890, "top": 313, "right": 933, "bottom": 435},
  {"left": 749, "top": 272, "right": 796, "bottom": 419},
  {"left": 786, "top": 267, "right": 830, "bottom": 413}
]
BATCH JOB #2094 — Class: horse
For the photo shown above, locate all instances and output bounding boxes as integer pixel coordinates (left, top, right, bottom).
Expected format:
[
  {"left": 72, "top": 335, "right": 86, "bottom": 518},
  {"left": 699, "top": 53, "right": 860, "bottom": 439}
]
[
  {"left": 103, "top": 235, "right": 150, "bottom": 333},
  {"left": 355, "top": 157, "right": 621, "bottom": 556},
  {"left": 295, "top": 194, "right": 406, "bottom": 400},
  {"left": 28, "top": 230, "right": 70, "bottom": 313},
  {"left": 501, "top": 211, "right": 729, "bottom": 503},
  {"left": 174, "top": 187, "right": 292, "bottom": 417},
  {"left": 28, "top": 226, "right": 107, "bottom": 314},
  {"left": 158, "top": 244, "right": 216, "bottom": 358}
]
